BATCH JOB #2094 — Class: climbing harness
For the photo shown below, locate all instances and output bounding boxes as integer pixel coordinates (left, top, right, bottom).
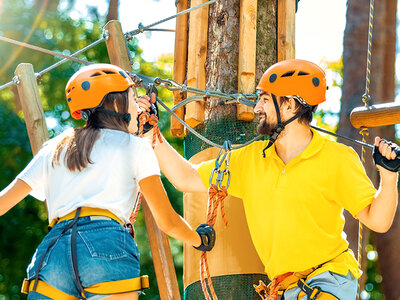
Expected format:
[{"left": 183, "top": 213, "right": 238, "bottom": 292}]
[
  {"left": 21, "top": 207, "right": 149, "bottom": 298},
  {"left": 254, "top": 250, "right": 350, "bottom": 300}
]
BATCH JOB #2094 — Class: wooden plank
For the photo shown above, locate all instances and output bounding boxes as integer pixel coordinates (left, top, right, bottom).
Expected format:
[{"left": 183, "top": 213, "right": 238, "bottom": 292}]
[
  {"left": 171, "top": 0, "right": 189, "bottom": 137},
  {"left": 237, "top": 0, "right": 257, "bottom": 121},
  {"left": 104, "top": 20, "right": 181, "bottom": 300},
  {"left": 142, "top": 201, "right": 181, "bottom": 298},
  {"left": 350, "top": 101, "right": 399, "bottom": 128},
  {"left": 277, "top": 0, "right": 295, "bottom": 61},
  {"left": 14, "top": 63, "right": 49, "bottom": 155},
  {"left": 185, "top": 0, "right": 209, "bottom": 128},
  {"left": 104, "top": 20, "right": 132, "bottom": 71}
]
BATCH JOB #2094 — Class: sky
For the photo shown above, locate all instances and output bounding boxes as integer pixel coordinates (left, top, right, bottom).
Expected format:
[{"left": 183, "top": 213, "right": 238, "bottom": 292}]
[{"left": 70, "top": 0, "right": 347, "bottom": 63}]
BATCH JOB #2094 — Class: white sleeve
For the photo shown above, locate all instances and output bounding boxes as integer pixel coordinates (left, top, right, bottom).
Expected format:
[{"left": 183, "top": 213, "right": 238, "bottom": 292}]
[
  {"left": 133, "top": 139, "right": 161, "bottom": 182},
  {"left": 16, "top": 147, "right": 47, "bottom": 201}
]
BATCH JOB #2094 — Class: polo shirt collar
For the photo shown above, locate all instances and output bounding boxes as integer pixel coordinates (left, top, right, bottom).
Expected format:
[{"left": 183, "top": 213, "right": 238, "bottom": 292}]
[{"left": 263, "top": 128, "right": 326, "bottom": 161}]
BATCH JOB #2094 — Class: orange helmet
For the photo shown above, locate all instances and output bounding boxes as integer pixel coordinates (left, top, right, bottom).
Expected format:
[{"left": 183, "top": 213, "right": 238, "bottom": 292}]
[
  {"left": 65, "top": 63, "right": 134, "bottom": 119},
  {"left": 256, "top": 59, "right": 326, "bottom": 106}
]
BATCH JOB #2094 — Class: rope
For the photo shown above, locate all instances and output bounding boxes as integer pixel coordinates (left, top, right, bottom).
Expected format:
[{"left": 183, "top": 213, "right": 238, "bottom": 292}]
[
  {"left": 357, "top": 1, "right": 374, "bottom": 299},
  {"left": 200, "top": 184, "right": 229, "bottom": 300},
  {"left": 129, "top": 110, "right": 163, "bottom": 225}
]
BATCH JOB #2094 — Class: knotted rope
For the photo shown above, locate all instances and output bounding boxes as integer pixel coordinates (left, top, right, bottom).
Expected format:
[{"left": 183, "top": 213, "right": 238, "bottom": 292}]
[
  {"left": 129, "top": 110, "right": 163, "bottom": 225},
  {"left": 200, "top": 184, "right": 229, "bottom": 300}
]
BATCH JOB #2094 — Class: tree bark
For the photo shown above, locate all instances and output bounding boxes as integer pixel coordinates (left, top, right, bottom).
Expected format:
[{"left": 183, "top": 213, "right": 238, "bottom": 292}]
[
  {"left": 183, "top": 1, "right": 277, "bottom": 298},
  {"left": 106, "top": 0, "right": 119, "bottom": 22},
  {"left": 340, "top": 0, "right": 398, "bottom": 298}
]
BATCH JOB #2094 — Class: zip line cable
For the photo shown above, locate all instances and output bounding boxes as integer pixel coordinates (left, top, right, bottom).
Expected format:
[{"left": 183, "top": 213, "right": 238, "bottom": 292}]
[
  {"left": 0, "top": 0, "right": 218, "bottom": 91},
  {"left": 124, "top": 0, "right": 219, "bottom": 39},
  {"left": 0, "top": 36, "right": 93, "bottom": 66}
]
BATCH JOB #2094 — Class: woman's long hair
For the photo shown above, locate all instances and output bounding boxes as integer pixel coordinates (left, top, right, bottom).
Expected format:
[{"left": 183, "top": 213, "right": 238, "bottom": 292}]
[{"left": 52, "top": 89, "right": 130, "bottom": 172}]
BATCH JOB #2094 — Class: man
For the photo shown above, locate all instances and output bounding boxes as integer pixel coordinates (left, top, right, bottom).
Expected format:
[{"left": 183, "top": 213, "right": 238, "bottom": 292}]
[{"left": 147, "top": 59, "right": 399, "bottom": 299}]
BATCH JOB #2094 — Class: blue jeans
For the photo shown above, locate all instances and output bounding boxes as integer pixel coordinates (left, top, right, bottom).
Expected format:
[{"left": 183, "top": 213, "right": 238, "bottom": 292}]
[
  {"left": 26, "top": 216, "right": 140, "bottom": 299},
  {"left": 282, "top": 271, "right": 357, "bottom": 300}
]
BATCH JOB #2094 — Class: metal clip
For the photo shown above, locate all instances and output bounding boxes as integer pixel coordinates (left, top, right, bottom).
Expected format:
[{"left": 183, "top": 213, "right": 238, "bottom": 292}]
[
  {"left": 12, "top": 76, "right": 20, "bottom": 85},
  {"left": 209, "top": 168, "right": 220, "bottom": 186},
  {"left": 102, "top": 29, "right": 110, "bottom": 40}
]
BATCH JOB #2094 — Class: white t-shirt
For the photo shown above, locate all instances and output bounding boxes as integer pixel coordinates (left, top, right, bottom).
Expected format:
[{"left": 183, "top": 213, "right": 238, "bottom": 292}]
[{"left": 17, "top": 128, "right": 160, "bottom": 224}]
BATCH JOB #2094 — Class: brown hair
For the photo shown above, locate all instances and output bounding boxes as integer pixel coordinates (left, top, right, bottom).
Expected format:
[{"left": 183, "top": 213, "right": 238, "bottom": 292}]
[
  {"left": 52, "top": 90, "right": 130, "bottom": 172},
  {"left": 279, "top": 96, "right": 314, "bottom": 124}
]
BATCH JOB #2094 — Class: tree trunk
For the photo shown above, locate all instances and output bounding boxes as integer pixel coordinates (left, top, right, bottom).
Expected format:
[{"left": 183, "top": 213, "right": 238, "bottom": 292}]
[
  {"left": 182, "top": 1, "right": 277, "bottom": 299},
  {"left": 106, "top": 0, "right": 119, "bottom": 22},
  {"left": 340, "top": 0, "right": 398, "bottom": 298}
]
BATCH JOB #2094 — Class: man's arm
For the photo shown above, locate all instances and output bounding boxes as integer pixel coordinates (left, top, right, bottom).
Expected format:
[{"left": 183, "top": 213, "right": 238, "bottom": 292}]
[{"left": 357, "top": 137, "right": 399, "bottom": 233}]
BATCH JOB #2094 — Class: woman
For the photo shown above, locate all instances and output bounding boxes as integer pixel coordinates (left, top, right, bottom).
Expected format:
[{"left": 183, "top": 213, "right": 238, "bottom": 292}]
[{"left": 0, "top": 64, "right": 215, "bottom": 299}]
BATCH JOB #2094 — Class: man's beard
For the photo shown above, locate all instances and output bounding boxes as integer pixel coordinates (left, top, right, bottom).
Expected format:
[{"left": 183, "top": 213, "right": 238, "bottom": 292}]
[{"left": 257, "top": 113, "right": 276, "bottom": 136}]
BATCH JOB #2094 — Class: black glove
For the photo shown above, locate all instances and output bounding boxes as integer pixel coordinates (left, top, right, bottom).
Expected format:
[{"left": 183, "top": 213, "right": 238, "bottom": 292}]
[
  {"left": 373, "top": 142, "right": 400, "bottom": 172},
  {"left": 193, "top": 224, "right": 216, "bottom": 252},
  {"left": 139, "top": 84, "right": 159, "bottom": 134}
]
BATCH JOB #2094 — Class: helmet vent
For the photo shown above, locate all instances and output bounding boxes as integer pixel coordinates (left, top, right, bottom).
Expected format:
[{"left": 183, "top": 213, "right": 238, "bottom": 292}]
[
  {"left": 103, "top": 70, "right": 116, "bottom": 75},
  {"left": 281, "top": 71, "right": 295, "bottom": 77},
  {"left": 298, "top": 71, "right": 310, "bottom": 76},
  {"left": 90, "top": 72, "right": 102, "bottom": 77}
]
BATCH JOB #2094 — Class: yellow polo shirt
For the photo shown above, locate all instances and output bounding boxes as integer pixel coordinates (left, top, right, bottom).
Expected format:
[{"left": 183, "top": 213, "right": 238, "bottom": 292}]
[{"left": 197, "top": 129, "right": 376, "bottom": 279}]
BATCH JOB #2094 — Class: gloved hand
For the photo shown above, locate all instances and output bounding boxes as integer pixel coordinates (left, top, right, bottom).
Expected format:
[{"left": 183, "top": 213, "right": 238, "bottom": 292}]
[
  {"left": 138, "top": 88, "right": 159, "bottom": 135},
  {"left": 373, "top": 138, "right": 400, "bottom": 172},
  {"left": 193, "top": 223, "right": 216, "bottom": 252}
]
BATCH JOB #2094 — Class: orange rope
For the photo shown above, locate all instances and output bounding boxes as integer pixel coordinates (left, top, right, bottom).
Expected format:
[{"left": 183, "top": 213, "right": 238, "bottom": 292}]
[
  {"left": 129, "top": 111, "right": 163, "bottom": 225},
  {"left": 200, "top": 184, "right": 229, "bottom": 300}
]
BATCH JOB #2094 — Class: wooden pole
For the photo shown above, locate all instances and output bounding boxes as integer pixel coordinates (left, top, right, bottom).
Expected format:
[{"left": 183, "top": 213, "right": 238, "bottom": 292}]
[
  {"left": 350, "top": 101, "right": 399, "bottom": 128},
  {"left": 185, "top": 0, "right": 209, "bottom": 128},
  {"left": 104, "top": 20, "right": 181, "bottom": 300},
  {"left": 277, "top": 0, "right": 295, "bottom": 61},
  {"left": 14, "top": 63, "right": 49, "bottom": 155},
  {"left": 237, "top": 0, "right": 257, "bottom": 121},
  {"left": 171, "top": 0, "right": 189, "bottom": 137},
  {"left": 104, "top": 20, "right": 132, "bottom": 71}
]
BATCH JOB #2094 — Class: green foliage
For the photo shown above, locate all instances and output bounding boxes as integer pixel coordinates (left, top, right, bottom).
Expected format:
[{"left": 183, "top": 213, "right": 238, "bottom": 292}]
[{"left": 0, "top": 1, "right": 184, "bottom": 299}]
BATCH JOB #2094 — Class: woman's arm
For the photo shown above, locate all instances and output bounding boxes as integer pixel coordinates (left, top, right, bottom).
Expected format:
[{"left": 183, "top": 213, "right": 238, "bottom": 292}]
[
  {"left": 0, "top": 179, "right": 32, "bottom": 216},
  {"left": 139, "top": 175, "right": 201, "bottom": 247},
  {"left": 153, "top": 135, "right": 207, "bottom": 193},
  {"left": 136, "top": 93, "right": 207, "bottom": 193}
]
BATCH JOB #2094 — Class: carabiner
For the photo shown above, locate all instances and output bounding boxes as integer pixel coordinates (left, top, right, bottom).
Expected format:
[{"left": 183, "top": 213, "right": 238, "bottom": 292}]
[
  {"left": 209, "top": 168, "right": 220, "bottom": 186},
  {"left": 218, "top": 169, "right": 231, "bottom": 189}
]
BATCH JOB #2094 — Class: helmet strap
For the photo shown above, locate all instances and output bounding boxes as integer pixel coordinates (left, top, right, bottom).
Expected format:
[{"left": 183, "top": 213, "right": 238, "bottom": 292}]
[{"left": 262, "top": 94, "right": 311, "bottom": 158}]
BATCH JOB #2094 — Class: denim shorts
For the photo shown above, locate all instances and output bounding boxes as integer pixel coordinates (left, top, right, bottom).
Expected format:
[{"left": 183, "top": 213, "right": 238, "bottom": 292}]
[
  {"left": 25, "top": 216, "right": 140, "bottom": 299},
  {"left": 281, "top": 271, "right": 358, "bottom": 300}
]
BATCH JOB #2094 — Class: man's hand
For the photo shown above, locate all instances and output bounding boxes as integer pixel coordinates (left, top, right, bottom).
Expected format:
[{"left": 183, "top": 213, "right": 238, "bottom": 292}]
[{"left": 373, "top": 137, "right": 400, "bottom": 173}]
